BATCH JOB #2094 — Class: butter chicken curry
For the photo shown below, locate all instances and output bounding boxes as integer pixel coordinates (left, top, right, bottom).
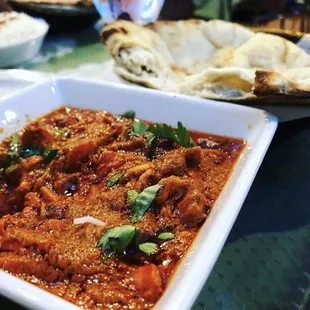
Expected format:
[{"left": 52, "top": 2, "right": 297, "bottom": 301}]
[{"left": 0, "top": 107, "right": 245, "bottom": 309}]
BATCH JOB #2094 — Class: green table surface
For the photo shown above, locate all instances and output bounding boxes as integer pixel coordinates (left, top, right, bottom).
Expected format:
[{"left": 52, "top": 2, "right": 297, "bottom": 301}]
[{"left": 1, "top": 23, "right": 310, "bottom": 310}]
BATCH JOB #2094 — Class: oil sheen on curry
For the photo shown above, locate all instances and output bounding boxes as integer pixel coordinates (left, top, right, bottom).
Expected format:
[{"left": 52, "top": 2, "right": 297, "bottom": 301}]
[{"left": 0, "top": 107, "right": 245, "bottom": 309}]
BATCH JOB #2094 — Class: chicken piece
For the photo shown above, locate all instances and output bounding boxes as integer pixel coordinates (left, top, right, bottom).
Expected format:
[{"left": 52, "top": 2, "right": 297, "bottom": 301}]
[
  {"left": 158, "top": 203, "right": 180, "bottom": 228},
  {"left": 153, "top": 148, "right": 201, "bottom": 180},
  {"left": 45, "top": 204, "right": 68, "bottom": 220},
  {"left": 184, "top": 146, "right": 202, "bottom": 168},
  {"left": 5, "top": 163, "right": 23, "bottom": 186},
  {"left": 97, "top": 151, "right": 148, "bottom": 178},
  {"left": 24, "top": 192, "right": 42, "bottom": 209},
  {"left": 6, "top": 190, "right": 25, "bottom": 214},
  {"left": 155, "top": 176, "right": 190, "bottom": 204},
  {"left": 155, "top": 151, "right": 187, "bottom": 177},
  {"left": 0, "top": 254, "right": 61, "bottom": 283},
  {"left": 37, "top": 219, "right": 68, "bottom": 232},
  {"left": 136, "top": 168, "right": 156, "bottom": 190},
  {"left": 0, "top": 193, "right": 10, "bottom": 217},
  {"left": 131, "top": 264, "right": 163, "bottom": 303},
  {"left": 33, "top": 170, "right": 52, "bottom": 192},
  {"left": 177, "top": 190, "right": 207, "bottom": 226},
  {"left": 40, "top": 186, "right": 59, "bottom": 203},
  {"left": 21, "top": 123, "right": 53, "bottom": 148},
  {"left": 97, "top": 156, "right": 126, "bottom": 178},
  {"left": 20, "top": 155, "right": 43, "bottom": 171},
  {"left": 64, "top": 141, "right": 97, "bottom": 170},
  {"left": 133, "top": 150, "right": 191, "bottom": 190},
  {"left": 98, "top": 151, "right": 116, "bottom": 164},
  {"left": 20, "top": 206, "right": 39, "bottom": 218},
  {"left": 0, "top": 226, "right": 56, "bottom": 254},
  {"left": 121, "top": 163, "right": 151, "bottom": 183},
  {"left": 16, "top": 179, "right": 31, "bottom": 194},
  {"left": 54, "top": 174, "right": 79, "bottom": 195},
  {"left": 7, "top": 179, "right": 33, "bottom": 212},
  {"left": 107, "top": 137, "right": 147, "bottom": 152}
]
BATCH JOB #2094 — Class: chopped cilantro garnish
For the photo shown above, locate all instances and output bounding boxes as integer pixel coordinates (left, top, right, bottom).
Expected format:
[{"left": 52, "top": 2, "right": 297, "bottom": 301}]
[
  {"left": 97, "top": 225, "right": 161, "bottom": 261},
  {"left": 43, "top": 149, "right": 59, "bottom": 162},
  {"left": 97, "top": 225, "right": 141, "bottom": 261},
  {"left": 20, "top": 146, "right": 43, "bottom": 159},
  {"left": 132, "top": 120, "right": 148, "bottom": 136},
  {"left": 6, "top": 133, "right": 59, "bottom": 165},
  {"left": 138, "top": 242, "right": 159, "bottom": 255},
  {"left": 107, "top": 171, "right": 125, "bottom": 187},
  {"left": 120, "top": 110, "right": 136, "bottom": 119},
  {"left": 53, "top": 129, "right": 66, "bottom": 136},
  {"left": 157, "top": 232, "right": 175, "bottom": 240},
  {"left": 148, "top": 122, "right": 194, "bottom": 148},
  {"left": 129, "top": 184, "right": 163, "bottom": 223},
  {"left": 127, "top": 189, "right": 138, "bottom": 206},
  {"left": 5, "top": 163, "right": 19, "bottom": 175}
]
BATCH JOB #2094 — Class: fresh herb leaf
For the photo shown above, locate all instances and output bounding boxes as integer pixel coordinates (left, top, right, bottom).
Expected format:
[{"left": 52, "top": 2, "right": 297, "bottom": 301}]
[
  {"left": 132, "top": 120, "right": 148, "bottom": 136},
  {"left": 97, "top": 225, "right": 140, "bottom": 254},
  {"left": 120, "top": 110, "right": 136, "bottom": 119},
  {"left": 7, "top": 152, "right": 18, "bottom": 161},
  {"left": 139, "top": 242, "right": 159, "bottom": 255},
  {"left": 97, "top": 225, "right": 160, "bottom": 261},
  {"left": 146, "top": 133, "right": 156, "bottom": 149},
  {"left": 53, "top": 129, "right": 65, "bottom": 136},
  {"left": 157, "top": 232, "right": 175, "bottom": 240},
  {"left": 43, "top": 149, "right": 59, "bottom": 162},
  {"left": 134, "top": 227, "right": 142, "bottom": 245},
  {"left": 130, "top": 184, "right": 163, "bottom": 223},
  {"left": 127, "top": 189, "right": 138, "bottom": 206},
  {"left": 10, "top": 133, "right": 19, "bottom": 152},
  {"left": 175, "top": 121, "right": 193, "bottom": 148},
  {"left": 148, "top": 123, "right": 175, "bottom": 140},
  {"left": 6, "top": 163, "right": 19, "bottom": 175},
  {"left": 101, "top": 251, "right": 114, "bottom": 262},
  {"left": 107, "top": 171, "right": 125, "bottom": 187},
  {"left": 20, "top": 146, "right": 43, "bottom": 159},
  {"left": 7, "top": 132, "right": 59, "bottom": 164},
  {"left": 146, "top": 132, "right": 156, "bottom": 159},
  {"left": 8, "top": 133, "right": 21, "bottom": 160},
  {"left": 148, "top": 122, "right": 194, "bottom": 148}
]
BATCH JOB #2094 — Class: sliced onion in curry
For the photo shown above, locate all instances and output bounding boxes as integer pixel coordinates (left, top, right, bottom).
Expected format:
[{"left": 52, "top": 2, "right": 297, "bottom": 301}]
[{"left": 73, "top": 216, "right": 107, "bottom": 227}]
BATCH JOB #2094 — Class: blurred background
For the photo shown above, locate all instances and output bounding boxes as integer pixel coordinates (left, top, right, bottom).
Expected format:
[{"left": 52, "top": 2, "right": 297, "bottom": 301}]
[
  {"left": 1, "top": 0, "right": 307, "bottom": 71},
  {"left": 1, "top": 0, "right": 310, "bottom": 33}
]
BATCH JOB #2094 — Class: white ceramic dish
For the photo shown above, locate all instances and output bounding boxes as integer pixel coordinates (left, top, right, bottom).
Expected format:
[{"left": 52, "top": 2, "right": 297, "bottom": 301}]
[
  {"left": 0, "top": 18, "right": 49, "bottom": 69},
  {"left": 0, "top": 78, "right": 277, "bottom": 310},
  {"left": 0, "top": 69, "right": 51, "bottom": 99}
]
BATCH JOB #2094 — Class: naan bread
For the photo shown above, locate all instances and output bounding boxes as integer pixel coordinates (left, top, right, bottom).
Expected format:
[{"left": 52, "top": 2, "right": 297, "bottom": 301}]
[{"left": 101, "top": 19, "right": 310, "bottom": 102}]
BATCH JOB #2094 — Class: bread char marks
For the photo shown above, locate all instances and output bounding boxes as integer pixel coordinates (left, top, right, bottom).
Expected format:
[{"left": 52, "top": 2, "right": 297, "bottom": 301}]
[
  {"left": 101, "top": 19, "right": 310, "bottom": 102},
  {"left": 101, "top": 26, "right": 128, "bottom": 45}
]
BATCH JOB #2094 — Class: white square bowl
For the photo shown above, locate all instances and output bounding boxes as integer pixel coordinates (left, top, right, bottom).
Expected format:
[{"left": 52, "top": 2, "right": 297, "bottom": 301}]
[{"left": 0, "top": 78, "right": 277, "bottom": 310}]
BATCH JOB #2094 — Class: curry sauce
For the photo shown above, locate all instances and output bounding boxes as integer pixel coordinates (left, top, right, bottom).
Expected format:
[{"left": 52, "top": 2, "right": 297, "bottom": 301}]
[{"left": 0, "top": 107, "right": 245, "bottom": 309}]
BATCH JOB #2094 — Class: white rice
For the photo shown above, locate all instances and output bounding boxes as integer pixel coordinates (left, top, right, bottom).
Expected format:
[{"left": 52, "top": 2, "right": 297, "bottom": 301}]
[{"left": 0, "top": 12, "right": 47, "bottom": 46}]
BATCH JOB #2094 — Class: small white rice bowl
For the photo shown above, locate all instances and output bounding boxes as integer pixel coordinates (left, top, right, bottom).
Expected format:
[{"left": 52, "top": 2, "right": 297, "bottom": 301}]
[{"left": 0, "top": 12, "right": 49, "bottom": 68}]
